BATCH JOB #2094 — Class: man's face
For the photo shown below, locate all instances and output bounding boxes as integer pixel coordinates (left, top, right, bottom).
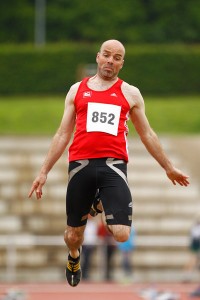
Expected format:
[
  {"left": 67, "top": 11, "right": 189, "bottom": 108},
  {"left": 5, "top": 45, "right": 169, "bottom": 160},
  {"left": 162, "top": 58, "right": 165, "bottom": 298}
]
[{"left": 96, "top": 42, "right": 124, "bottom": 80}]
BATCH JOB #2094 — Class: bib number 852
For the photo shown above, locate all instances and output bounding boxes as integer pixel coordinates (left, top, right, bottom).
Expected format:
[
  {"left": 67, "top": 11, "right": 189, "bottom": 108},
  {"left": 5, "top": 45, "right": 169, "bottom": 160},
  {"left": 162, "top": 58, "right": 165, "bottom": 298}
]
[
  {"left": 92, "top": 111, "right": 115, "bottom": 125},
  {"left": 86, "top": 102, "right": 121, "bottom": 136}
]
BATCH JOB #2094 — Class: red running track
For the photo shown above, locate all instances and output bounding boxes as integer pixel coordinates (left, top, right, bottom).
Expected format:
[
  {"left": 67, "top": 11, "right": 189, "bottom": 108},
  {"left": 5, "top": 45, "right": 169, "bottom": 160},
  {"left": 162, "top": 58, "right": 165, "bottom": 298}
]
[{"left": 0, "top": 282, "right": 198, "bottom": 300}]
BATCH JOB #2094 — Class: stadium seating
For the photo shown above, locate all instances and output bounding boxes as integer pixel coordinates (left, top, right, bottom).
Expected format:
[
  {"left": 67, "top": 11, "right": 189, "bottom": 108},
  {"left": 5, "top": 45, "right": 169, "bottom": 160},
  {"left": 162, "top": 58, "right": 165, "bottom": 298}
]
[{"left": 0, "top": 136, "right": 199, "bottom": 282}]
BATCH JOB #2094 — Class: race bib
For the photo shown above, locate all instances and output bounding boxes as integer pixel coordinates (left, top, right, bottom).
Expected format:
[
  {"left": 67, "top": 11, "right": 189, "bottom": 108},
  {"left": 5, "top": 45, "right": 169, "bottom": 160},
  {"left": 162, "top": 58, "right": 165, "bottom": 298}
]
[{"left": 86, "top": 102, "right": 121, "bottom": 136}]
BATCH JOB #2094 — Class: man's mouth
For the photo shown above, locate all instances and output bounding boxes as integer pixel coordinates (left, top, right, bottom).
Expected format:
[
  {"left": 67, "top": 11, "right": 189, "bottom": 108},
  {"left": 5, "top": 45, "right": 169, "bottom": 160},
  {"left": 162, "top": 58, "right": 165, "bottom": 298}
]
[{"left": 104, "top": 66, "right": 113, "bottom": 71}]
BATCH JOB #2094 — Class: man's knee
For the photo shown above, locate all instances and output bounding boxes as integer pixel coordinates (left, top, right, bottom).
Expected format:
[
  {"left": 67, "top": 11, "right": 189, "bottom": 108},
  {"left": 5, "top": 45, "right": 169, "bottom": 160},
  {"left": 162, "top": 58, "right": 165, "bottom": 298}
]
[
  {"left": 64, "top": 225, "right": 85, "bottom": 245},
  {"left": 108, "top": 224, "right": 131, "bottom": 242}
]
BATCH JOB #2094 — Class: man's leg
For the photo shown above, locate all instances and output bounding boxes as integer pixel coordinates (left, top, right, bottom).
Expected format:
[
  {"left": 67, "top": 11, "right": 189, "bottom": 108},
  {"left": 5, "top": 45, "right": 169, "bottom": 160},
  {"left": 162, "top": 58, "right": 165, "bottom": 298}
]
[
  {"left": 90, "top": 160, "right": 132, "bottom": 242},
  {"left": 64, "top": 225, "right": 85, "bottom": 257},
  {"left": 89, "top": 193, "right": 131, "bottom": 242},
  {"left": 108, "top": 224, "right": 131, "bottom": 242},
  {"left": 64, "top": 225, "right": 86, "bottom": 287}
]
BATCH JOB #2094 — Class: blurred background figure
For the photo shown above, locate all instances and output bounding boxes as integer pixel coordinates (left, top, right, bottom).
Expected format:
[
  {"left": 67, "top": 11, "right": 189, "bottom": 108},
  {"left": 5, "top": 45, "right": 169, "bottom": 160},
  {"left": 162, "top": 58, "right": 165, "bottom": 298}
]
[
  {"left": 97, "top": 219, "right": 116, "bottom": 281},
  {"left": 1, "top": 288, "right": 26, "bottom": 300},
  {"left": 81, "top": 216, "right": 98, "bottom": 281},
  {"left": 190, "top": 284, "right": 200, "bottom": 298},
  {"left": 117, "top": 225, "right": 136, "bottom": 282},
  {"left": 184, "top": 217, "right": 200, "bottom": 282}
]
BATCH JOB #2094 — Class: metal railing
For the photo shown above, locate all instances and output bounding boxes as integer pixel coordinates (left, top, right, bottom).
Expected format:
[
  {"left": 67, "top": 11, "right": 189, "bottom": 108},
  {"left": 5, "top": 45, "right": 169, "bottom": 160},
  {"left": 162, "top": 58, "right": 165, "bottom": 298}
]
[{"left": 0, "top": 234, "right": 189, "bottom": 282}]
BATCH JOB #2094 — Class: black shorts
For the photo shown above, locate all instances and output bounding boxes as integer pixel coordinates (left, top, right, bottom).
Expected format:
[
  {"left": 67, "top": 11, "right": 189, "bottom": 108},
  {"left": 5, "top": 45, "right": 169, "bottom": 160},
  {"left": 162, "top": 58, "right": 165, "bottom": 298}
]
[{"left": 66, "top": 158, "right": 132, "bottom": 227}]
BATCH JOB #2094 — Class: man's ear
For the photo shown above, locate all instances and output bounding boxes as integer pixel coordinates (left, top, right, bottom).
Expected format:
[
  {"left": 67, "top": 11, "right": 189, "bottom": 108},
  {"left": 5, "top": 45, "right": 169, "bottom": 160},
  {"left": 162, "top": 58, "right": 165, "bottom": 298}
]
[
  {"left": 120, "top": 60, "right": 124, "bottom": 69},
  {"left": 96, "top": 52, "right": 100, "bottom": 63}
]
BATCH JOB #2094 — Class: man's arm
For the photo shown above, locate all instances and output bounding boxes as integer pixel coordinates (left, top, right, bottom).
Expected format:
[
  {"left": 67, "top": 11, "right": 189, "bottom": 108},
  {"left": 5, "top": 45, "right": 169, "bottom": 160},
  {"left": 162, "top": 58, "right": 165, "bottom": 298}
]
[
  {"left": 28, "top": 83, "right": 79, "bottom": 199},
  {"left": 128, "top": 87, "right": 189, "bottom": 186}
]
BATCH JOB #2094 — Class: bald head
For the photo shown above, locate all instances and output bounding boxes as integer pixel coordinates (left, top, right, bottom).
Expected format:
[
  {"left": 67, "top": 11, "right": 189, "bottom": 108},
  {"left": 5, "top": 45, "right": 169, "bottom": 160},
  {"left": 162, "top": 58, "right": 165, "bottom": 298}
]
[
  {"left": 96, "top": 39, "right": 125, "bottom": 80},
  {"left": 99, "top": 40, "right": 125, "bottom": 58}
]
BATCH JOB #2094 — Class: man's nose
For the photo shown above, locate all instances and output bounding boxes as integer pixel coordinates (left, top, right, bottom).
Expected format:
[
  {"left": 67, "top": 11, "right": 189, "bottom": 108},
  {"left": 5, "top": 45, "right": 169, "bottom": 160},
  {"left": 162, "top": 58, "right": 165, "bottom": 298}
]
[{"left": 107, "top": 56, "right": 114, "bottom": 63}]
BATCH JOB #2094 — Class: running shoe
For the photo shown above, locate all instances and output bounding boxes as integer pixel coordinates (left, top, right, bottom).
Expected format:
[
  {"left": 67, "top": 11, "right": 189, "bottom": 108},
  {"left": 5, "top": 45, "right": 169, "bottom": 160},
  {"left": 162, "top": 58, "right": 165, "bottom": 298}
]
[{"left": 65, "top": 251, "right": 81, "bottom": 287}]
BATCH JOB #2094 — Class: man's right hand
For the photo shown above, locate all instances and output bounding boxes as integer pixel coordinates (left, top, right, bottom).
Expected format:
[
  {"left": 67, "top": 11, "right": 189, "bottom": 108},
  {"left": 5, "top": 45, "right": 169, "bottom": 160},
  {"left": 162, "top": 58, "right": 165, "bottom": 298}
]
[{"left": 28, "top": 173, "right": 47, "bottom": 200}]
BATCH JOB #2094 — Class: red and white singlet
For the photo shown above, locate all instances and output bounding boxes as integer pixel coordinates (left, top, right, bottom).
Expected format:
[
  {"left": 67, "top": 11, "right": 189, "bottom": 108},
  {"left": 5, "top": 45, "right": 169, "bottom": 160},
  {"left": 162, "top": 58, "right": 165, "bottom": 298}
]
[{"left": 68, "top": 77, "right": 130, "bottom": 162}]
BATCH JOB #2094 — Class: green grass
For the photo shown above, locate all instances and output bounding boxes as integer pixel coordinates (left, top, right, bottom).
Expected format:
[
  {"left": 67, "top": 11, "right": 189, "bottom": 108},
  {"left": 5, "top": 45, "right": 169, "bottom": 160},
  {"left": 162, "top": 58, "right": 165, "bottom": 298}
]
[
  {"left": 144, "top": 96, "right": 200, "bottom": 134},
  {"left": 0, "top": 96, "right": 65, "bottom": 135},
  {"left": 0, "top": 95, "right": 199, "bottom": 135}
]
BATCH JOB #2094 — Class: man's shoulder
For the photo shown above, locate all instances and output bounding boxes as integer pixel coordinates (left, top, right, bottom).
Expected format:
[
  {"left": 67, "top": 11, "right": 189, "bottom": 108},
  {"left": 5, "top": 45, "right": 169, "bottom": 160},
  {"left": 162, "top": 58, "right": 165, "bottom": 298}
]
[
  {"left": 121, "top": 80, "right": 140, "bottom": 94},
  {"left": 68, "top": 81, "right": 82, "bottom": 99},
  {"left": 70, "top": 81, "right": 81, "bottom": 92},
  {"left": 121, "top": 81, "right": 142, "bottom": 101},
  {"left": 120, "top": 80, "right": 144, "bottom": 109},
  {"left": 70, "top": 77, "right": 89, "bottom": 93}
]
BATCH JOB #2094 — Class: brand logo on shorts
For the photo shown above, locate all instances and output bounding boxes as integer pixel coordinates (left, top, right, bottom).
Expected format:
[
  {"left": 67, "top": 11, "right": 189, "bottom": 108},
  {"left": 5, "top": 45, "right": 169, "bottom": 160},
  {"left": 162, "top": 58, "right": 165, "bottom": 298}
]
[
  {"left": 106, "top": 214, "right": 114, "bottom": 220},
  {"left": 128, "top": 202, "right": 132, "bottom": 208},
  {"left": 110, "top": 93, "right": 117, "bottom": 97}
]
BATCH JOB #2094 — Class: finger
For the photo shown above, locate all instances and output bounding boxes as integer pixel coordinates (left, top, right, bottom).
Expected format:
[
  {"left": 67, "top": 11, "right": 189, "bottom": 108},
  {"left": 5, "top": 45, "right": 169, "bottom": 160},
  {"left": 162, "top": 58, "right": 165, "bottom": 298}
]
[
  {"left": 36, "top": 191, "right": 42, "bottom": 199},
  {"left": 184, "top": 177, "right": 190, "bottom": 183},
  {"left": 28, "top": 189, "right": 34, "bottom": 198},
  {"left": 177, "top": 178, "right": 189, "bottom": 187},
  {"left": 28, "top": 185, "right": 36, "bottom": 198},
  {"left": 171, "top": 179, "right": 176, "bottom": 185},
  {"left": 183, "top": 174, "right": 189, "bottom": 179},
  {"left": 179, "top": 175, "right": 190, "bottom": 186},
  {"left": 183, "top": 179, "right": 190, "bottom": 186},
  {"left": 36, "top": 184, "right": 43, "bottom": 199},
  {"left": 35, "top": 187, "right": 42, "bottom": 199},
  {"left": 28, "top": 181, "right": 40, "bottom": 198}
]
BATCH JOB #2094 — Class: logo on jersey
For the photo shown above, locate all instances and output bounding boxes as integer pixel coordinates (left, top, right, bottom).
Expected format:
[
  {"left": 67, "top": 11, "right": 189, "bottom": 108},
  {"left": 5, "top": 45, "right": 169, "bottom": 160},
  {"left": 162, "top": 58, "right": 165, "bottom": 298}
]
[
  {"left": 83, "top": 91, "right": 92, "bottom": 98},
  {"left": 110, "top": 93, "right": 117, "bottom": 97}
]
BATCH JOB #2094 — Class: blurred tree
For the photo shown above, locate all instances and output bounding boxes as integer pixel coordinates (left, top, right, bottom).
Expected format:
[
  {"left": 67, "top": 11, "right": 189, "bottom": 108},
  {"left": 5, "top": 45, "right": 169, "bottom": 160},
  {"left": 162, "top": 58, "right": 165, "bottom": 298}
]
[
  {"left": 0, "top": 0, "right": 199, "bottom": 44},
  {"left": 0, "top": 0, "right": 34, "bottom": 43},
  {"left": 140, "top": 0, "right": 200, "bottom": 42}
]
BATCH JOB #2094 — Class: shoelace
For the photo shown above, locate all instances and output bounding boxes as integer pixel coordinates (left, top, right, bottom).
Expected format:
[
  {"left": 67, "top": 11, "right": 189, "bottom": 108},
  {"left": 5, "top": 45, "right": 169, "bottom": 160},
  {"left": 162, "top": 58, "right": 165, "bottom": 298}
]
[{"left": 67, "top": 260, "right": 80, "bottom": 273}]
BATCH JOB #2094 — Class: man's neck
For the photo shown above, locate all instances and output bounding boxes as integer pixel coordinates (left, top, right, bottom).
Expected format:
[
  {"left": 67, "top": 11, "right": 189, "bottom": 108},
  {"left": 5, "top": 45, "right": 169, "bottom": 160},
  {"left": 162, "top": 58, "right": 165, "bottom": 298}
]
[{"left": 87, "top": 74, "right": 118, "bottom": 91}]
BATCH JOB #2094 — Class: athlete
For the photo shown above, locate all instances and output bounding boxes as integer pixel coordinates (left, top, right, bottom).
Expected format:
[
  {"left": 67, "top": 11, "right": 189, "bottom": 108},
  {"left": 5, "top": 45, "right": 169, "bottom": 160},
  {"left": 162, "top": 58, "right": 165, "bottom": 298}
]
[{"left": 28, "top": 39, "right": 190, "bottom": 287}]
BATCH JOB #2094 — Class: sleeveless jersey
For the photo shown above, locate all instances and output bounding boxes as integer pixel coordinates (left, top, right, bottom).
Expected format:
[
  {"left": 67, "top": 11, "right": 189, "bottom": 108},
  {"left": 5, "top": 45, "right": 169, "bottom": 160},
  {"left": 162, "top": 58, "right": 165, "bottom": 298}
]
[{"left": 68, "top": 77, "right": 130, "bottom": 162}]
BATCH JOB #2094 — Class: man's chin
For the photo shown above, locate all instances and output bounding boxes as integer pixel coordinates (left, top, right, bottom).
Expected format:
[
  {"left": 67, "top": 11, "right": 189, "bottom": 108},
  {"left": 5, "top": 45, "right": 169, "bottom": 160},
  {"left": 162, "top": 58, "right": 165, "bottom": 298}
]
[{"left": 102, "top": 71, "right": 114, "bottom": 79}]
